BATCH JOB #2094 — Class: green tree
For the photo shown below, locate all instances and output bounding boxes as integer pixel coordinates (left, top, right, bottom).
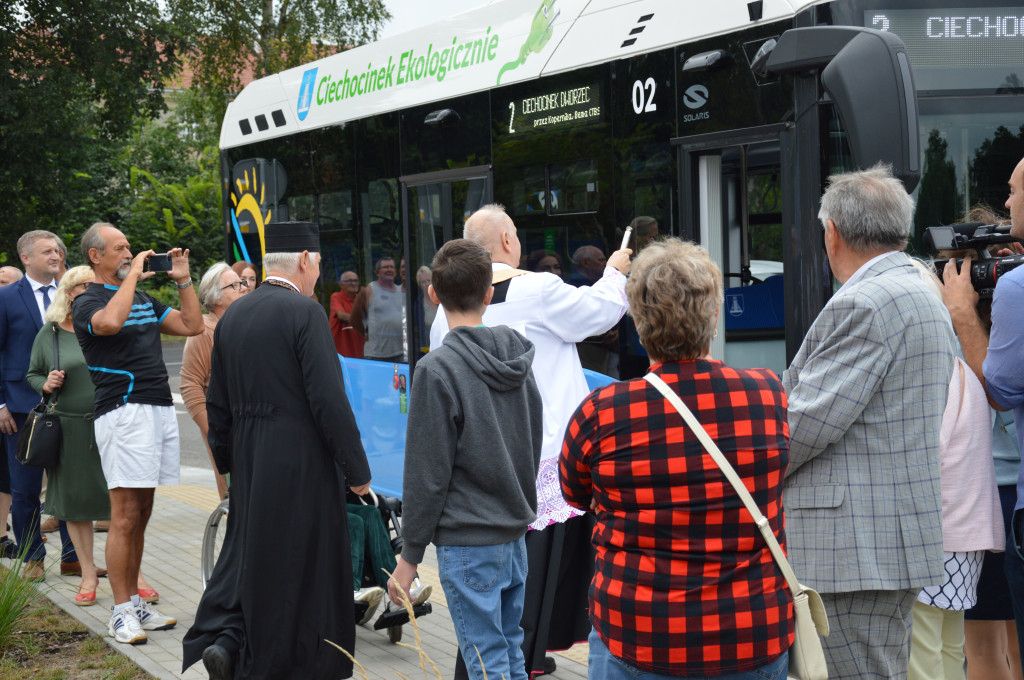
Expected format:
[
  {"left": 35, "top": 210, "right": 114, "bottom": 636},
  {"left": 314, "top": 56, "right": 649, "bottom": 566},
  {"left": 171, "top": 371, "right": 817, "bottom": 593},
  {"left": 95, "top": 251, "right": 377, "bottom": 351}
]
[
  {"left": 0, "top": 0, "right": 183, "bottom": 257},
  {"left": 912, "top": 129, "right": 960, "bottom": 253},
  {"left": 121, "top": 145, "right": 223, "bottom": 267},
  {"left": 169, "top": 0, "right": 391, "bottom": 135},
  {"left": 969, "top": 125, "right": 1024, "bottom": 213}
]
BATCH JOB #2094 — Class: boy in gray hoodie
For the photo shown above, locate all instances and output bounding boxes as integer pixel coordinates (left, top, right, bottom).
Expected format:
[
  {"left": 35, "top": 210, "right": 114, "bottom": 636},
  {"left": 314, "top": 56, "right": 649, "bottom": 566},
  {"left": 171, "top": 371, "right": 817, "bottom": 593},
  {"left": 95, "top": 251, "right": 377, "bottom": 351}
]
[{"left": 389, "top": 239, "right": 542, "bottom": 680}]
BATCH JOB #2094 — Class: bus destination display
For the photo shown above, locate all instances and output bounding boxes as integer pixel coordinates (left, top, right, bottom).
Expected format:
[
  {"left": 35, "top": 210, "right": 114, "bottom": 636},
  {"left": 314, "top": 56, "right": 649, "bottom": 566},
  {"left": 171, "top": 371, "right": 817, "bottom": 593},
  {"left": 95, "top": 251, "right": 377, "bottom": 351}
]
[
  {"left": 504, "top": 82, "right": 602, "bottom": 135},
  {"left": 865, "top": 8, "right": 1024, "bottom": 91}
]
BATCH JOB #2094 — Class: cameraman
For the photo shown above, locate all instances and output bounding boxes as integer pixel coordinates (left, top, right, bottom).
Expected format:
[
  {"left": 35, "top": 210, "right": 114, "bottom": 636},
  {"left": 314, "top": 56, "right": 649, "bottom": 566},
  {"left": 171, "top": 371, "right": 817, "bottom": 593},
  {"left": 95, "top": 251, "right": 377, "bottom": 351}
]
[{"left": 942, "top": 155, "right": 1024, "bottom": 661}]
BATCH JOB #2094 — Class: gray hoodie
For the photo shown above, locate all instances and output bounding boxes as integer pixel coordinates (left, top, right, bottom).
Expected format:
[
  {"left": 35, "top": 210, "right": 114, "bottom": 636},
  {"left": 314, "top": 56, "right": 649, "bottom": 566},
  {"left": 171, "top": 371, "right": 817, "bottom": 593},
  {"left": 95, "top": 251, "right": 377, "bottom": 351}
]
[{"left": 400, "top": 325, "right": 543, "bottom": 564}]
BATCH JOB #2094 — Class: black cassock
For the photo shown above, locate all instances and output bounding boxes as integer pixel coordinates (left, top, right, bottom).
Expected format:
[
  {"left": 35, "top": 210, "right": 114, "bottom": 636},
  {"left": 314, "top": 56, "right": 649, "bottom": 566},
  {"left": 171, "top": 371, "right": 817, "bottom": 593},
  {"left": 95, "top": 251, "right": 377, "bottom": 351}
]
[{"left": 183, "top": 282, "right": 371, "bottom": 679}]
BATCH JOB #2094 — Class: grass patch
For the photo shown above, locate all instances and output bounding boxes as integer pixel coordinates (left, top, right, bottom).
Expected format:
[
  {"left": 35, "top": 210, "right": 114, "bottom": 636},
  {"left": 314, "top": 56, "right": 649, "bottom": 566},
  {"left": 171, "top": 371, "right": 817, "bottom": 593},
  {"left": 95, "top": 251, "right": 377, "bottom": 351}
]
[
  {"left": 0, "top": 560, "right": 40, "bottom": 653},
  {"left": 0, "top": 573, "right": 154, "bottom": 680}
]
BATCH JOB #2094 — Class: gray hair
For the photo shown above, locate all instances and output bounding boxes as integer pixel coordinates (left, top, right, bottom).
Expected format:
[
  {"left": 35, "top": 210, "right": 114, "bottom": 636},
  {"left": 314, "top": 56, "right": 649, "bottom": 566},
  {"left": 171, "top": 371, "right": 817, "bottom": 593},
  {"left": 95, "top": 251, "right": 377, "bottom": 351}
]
[
  {"left": 197, "top": 262, "right": 232, "bottom": 312},
  {"left": 572, "top": 245, "right": 604, "bottom": 266},
  {"left": 463, "top": 203, "right": 510, "bottom": 243},
  {"left": 630, "top": 215, "right": 658, "bottom": 236},
  {"left": 81, "top": 222, "right": 115, "bottom": 265},
  {"left": 17, "top": 230, "right": 62, "bottom": 257},
  {"left": 818, "top": 165, "right": 914, "bottom": 253},
  {"left": 262, "top": 252, "right": 304, "bottom": 274}
]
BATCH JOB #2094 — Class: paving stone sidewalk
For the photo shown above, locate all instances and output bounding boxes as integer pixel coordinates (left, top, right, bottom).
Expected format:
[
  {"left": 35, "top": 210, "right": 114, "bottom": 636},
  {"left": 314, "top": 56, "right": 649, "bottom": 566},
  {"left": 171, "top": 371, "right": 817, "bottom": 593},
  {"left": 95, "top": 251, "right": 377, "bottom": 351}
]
[{"left": 22, "top": 466, "right": 588, "bottom": 679}]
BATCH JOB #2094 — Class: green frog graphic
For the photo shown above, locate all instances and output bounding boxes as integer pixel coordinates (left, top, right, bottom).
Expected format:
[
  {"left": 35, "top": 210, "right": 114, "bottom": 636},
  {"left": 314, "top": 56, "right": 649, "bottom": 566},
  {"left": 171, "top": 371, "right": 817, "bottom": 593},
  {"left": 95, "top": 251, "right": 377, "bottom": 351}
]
[{"left": 497, "top": 0, "right": 560, "bottom": 85}]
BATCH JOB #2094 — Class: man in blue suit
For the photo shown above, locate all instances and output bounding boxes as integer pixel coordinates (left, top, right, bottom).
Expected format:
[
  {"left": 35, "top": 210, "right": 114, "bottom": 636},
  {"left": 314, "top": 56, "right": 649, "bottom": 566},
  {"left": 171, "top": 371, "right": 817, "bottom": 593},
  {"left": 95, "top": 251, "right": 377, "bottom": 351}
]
[
  {"left": 0, "top": 230, "right": 79, "bottom": 579},
  {"left": 0, "top": 265, "right": 20, "bottom": 558}
]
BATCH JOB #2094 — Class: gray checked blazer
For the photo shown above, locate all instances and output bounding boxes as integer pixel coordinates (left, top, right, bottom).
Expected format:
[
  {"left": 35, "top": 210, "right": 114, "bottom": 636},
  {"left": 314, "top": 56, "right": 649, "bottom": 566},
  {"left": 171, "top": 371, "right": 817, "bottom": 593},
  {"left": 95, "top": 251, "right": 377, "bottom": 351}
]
[{"left": 782, "top": 251, "right": 955, "bottom": 594}]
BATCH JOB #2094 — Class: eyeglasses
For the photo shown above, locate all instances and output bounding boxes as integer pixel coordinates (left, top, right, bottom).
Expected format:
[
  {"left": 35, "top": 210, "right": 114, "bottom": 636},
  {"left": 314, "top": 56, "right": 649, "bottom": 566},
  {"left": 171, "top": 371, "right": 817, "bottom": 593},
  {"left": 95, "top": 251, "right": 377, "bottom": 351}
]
[
  {"left": 339, "top": 278, "right": 359, "bottom": 284},
  {"left": 221, "top": 280, "right": 250, "bottom": 291}
]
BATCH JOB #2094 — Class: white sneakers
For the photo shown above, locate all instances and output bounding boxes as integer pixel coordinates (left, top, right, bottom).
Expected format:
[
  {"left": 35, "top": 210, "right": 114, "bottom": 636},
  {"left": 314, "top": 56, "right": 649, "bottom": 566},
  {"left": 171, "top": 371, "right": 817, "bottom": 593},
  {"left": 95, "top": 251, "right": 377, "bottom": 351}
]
[
  {"left": 109, "top": 602, "right": 177, "bottom": 645},
  {"left": 136, "top": 601, "right": 177, "bottom": 631},
  {"left": 108, "top": 608, "right": 147, "bottom": 645},
  {"left": 355, "top": 586, "right": 385, "bottom": 625},
  {"left": 410, "top": 579, "right": 432, "bottom": 606}
]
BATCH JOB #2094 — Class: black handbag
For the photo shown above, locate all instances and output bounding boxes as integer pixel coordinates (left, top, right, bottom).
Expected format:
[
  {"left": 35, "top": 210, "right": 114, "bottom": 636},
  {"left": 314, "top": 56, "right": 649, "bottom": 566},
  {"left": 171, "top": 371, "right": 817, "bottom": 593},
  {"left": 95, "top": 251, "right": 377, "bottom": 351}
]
[{"left": 16, "top": 324, "right": 62, "bottom": 469}]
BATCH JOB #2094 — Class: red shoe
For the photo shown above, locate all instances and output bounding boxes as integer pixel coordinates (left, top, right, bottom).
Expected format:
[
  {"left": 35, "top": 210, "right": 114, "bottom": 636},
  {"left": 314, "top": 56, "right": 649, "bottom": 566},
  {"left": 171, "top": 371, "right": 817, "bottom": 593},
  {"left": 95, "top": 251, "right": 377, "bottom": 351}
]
[
  {"left": 75, "top": 585, "right": 97, "bottom": 606},
  {"left": 137, "top": 588, "right": 159, "bottom": 604}
]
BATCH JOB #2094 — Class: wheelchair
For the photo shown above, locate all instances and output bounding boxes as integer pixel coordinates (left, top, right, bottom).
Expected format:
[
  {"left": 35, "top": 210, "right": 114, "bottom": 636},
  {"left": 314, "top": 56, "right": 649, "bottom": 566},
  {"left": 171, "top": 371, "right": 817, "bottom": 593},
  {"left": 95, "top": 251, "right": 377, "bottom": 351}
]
[{"left": 200, "top": 488, "right": 431, "bottom": 644}]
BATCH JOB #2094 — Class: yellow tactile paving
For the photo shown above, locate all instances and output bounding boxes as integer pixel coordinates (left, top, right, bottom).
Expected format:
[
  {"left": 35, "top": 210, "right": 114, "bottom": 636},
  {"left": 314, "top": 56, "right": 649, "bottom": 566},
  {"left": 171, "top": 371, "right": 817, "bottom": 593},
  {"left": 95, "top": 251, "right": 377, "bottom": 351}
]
[
  {"left": 556, "top": 643, "right": 589, "bottom": 666},
  {"left": 150, "top": 481, "right": 590, "bottom": 671},
  {"left": 155, "top": 484, "right": 221, "bottom": 512}
]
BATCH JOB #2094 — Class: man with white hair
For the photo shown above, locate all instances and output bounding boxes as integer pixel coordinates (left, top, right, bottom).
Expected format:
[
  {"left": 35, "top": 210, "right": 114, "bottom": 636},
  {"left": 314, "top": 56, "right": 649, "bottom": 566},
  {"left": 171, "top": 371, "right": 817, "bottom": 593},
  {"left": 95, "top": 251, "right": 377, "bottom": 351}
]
[
  {"left": 429, "top": 204, "right": 631, "bottom": 677},
  {"left": 183, "top": 222, "right": 371, "bottom": 680},
  {"left": 74, "top": 222, "right": 203, "bottom": 644},
  {"left": 783, "top": 166, "right": 956, "bottom": 679}
]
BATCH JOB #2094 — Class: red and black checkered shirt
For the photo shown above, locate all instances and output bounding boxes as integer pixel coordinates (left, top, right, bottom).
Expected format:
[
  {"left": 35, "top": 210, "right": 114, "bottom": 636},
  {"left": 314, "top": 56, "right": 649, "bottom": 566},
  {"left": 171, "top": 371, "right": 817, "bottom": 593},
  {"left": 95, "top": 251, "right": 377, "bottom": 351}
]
[{"left": 560, "top": 359, "right": 794, "bottom": 676}]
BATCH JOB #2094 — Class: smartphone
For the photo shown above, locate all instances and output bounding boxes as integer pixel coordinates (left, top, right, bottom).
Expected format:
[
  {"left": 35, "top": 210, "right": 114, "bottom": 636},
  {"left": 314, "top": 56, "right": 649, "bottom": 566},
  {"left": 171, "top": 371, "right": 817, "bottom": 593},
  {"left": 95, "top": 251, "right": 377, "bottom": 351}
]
[{"left": 147, "top": 253, "right": 173, "bottom": 272}]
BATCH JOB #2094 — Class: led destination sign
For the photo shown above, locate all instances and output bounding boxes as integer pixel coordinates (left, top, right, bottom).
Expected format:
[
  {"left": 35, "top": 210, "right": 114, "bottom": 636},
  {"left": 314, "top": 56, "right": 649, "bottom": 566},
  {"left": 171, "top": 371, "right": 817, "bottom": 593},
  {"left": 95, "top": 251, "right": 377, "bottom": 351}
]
[
  {"left": 504, "top": 82, "right": 602, "bottom": 134},
  {"left": 866, "top": 8, "right": 1024, "bottom": 91}
]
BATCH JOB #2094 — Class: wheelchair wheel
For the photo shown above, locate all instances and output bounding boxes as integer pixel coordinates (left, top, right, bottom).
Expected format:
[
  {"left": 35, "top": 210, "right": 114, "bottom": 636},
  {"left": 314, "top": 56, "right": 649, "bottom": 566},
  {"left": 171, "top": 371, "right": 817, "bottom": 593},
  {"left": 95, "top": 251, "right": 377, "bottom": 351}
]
[
  {"left": 387, "top": 625, "right": 402, "bottom": 643},
  {"left": 201, "top": 498, "right": 230, "bottom": 589}
]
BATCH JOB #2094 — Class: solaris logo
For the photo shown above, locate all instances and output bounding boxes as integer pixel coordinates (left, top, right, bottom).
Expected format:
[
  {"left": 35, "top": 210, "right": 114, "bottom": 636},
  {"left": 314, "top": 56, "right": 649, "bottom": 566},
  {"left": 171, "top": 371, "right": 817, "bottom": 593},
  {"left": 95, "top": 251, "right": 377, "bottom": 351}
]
[{"left": 297, "top": 68, "right": 318, "bottom": 121}]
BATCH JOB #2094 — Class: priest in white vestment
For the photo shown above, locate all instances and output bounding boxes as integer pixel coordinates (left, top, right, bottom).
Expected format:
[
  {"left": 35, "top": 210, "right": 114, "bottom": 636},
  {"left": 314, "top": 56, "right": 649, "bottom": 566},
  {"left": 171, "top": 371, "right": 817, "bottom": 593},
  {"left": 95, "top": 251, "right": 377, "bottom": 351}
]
[{"left": 429, "top": 203, "right": 630, "bottom": 677}]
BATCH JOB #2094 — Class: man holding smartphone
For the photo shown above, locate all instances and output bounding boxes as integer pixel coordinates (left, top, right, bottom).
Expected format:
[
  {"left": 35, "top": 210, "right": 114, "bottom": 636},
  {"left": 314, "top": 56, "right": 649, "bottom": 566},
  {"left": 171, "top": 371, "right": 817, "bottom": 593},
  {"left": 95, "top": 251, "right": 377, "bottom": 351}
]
[{"left": 73, "top": 222, "right": 203, "bottom": 646}]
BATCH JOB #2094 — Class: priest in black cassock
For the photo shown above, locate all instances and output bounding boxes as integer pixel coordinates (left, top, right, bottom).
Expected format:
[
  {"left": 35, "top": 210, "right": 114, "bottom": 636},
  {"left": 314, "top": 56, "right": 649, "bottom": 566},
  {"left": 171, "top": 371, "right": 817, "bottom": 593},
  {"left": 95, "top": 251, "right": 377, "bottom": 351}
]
[{"left": 182, "top": 222, "right": 372, "bottom": 680}]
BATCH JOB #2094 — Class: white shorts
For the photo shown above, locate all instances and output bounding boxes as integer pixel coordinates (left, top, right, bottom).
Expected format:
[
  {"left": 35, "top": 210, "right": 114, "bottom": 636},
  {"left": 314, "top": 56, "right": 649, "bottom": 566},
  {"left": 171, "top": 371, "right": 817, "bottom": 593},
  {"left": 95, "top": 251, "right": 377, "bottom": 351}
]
[{"left": 94, "top": 403, "right": 180, "bottom": 489}]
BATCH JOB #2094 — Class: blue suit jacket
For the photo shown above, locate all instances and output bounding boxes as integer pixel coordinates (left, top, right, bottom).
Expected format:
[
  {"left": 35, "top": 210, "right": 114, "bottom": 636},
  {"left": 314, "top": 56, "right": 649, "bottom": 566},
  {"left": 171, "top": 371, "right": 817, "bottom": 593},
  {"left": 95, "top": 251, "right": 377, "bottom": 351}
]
[{"left": 0, "top": 276, "right": 46, "bottom": 413}]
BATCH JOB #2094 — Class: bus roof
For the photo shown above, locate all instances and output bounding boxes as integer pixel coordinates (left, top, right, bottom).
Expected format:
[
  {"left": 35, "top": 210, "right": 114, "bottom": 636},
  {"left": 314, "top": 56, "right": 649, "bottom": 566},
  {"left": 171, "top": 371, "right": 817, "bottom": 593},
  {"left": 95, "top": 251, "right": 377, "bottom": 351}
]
[{"left": 220, "top": 0, "right": 824, "bottom": 150}]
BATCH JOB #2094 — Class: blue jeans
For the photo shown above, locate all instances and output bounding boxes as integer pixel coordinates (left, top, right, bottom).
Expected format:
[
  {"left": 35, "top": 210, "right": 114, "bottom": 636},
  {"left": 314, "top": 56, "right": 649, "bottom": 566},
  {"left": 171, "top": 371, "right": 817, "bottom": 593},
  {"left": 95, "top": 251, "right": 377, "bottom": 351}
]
[
  {"left": 6, "top": 411, "right": 78, "bottom": 563},
  {"left": 1005, "top": 508, "right": 1024, "bottom": 661},
  {"left": 437, "top": 538, "right": 529, "bottom": 680},
  {"left": 588, "top": 629, "right": 789, "bottom": 680}
]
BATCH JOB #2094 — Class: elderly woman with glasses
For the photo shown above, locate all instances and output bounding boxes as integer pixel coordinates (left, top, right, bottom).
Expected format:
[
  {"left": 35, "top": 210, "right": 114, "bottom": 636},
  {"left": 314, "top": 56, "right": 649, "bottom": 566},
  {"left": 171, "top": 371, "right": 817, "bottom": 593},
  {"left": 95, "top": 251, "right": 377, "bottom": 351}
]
[
  {"left": 560, "top": 238, "right": 794, "bottom": 680},
  {"left": 181, "top": 263, "right": 247, "bottom": 499},
  {"left": 26, "top": 266, "right": 110, "bottom": 602}
]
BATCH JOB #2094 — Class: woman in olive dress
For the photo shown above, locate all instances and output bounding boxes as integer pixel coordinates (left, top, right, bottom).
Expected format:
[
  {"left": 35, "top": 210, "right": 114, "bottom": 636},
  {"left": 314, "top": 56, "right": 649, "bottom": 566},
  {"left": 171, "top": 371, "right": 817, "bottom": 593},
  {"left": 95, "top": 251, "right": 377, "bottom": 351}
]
[{"left": 27, "top": 265, "right": 110, "bottom": 605}]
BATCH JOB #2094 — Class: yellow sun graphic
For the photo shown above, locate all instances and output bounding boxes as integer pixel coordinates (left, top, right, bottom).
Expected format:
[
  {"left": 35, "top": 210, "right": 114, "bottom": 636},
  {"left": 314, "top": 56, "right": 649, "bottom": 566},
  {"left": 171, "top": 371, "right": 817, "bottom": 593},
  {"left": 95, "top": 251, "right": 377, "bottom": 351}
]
[{"left": 231, "top": 168, "right": 273, "bottom": 259}]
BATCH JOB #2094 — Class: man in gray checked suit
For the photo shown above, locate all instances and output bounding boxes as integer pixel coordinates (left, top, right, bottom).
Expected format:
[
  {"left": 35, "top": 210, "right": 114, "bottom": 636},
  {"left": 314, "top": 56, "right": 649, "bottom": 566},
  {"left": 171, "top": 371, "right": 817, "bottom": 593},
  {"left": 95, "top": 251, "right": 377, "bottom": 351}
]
[{"left": 783, "top": 166, "right": 956, "bottom": 680}]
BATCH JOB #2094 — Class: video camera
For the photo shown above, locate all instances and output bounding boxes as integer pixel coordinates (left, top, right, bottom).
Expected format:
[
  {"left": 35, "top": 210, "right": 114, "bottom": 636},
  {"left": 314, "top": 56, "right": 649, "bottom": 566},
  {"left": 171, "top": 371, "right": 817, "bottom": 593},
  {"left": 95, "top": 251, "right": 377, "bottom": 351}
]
[{"left": 924, "top": 222, "right": 1024, "bottom": 297}]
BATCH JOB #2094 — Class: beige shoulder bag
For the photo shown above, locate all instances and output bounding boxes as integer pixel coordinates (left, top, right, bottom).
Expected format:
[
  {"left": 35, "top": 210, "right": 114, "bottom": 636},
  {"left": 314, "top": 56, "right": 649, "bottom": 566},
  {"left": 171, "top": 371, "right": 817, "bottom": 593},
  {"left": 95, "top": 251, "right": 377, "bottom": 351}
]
[{"left": 645, "top": 372, "right": 829, "bottom": 680}]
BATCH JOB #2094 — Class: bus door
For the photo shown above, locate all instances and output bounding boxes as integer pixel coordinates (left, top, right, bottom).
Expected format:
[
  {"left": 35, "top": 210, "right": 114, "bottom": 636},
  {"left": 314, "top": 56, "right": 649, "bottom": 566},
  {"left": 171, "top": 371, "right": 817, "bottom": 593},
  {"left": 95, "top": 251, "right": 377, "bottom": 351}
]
[
  {"left": 675, "top": 127, "right": 790, "bottom": 376},
  {"left": 400, "top": 166, "right": 492, "bottom": 367}
]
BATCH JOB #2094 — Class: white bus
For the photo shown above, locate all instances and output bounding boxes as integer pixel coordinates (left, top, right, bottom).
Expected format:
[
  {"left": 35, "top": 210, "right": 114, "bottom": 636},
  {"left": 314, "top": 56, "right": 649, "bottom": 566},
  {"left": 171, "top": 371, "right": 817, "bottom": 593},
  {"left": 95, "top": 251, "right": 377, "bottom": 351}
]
[{"left": 219, "top": 0, "right": 1023, "bottom": 378}]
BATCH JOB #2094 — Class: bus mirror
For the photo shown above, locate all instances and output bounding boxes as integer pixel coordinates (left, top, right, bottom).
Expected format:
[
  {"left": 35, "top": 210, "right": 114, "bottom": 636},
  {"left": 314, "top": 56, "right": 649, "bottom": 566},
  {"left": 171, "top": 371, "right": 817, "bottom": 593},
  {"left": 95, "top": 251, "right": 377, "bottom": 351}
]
[
  {"left": 767, "top": 27, "right": 920, "bottom": 192},
  {"left": 822, "top": 31, "right": 920, "bottom": 192},
  {"left": 682, "top": 50, "right": 734, "bottom": 73},
  {"left": 424, "top": 108, "right": 461, "bottom": 126},
  {"left": 750, "top": 39, "right": 776, "bottom": 78}
]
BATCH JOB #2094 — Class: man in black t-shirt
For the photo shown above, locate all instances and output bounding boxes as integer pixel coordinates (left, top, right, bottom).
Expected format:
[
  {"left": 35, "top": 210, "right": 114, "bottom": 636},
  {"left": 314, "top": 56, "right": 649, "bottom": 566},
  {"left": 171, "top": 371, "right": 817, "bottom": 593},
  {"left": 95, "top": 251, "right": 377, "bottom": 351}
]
[{"left": 73, "top": 223, "right": 203, "bottom": 646}]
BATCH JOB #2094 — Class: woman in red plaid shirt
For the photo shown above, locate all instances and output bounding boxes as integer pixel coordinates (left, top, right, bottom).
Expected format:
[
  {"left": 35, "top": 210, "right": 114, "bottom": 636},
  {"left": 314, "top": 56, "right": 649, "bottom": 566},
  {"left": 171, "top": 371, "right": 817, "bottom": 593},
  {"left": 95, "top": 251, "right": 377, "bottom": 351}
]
[{"left": 559, "top": 238, "right": 794, "bottom": 679}]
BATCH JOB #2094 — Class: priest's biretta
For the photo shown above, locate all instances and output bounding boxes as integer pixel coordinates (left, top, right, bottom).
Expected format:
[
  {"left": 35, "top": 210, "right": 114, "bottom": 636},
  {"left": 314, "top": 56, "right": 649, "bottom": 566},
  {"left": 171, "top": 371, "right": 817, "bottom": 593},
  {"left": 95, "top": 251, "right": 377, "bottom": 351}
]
[{"left": 265, "top": 221, "right": 320, "bottom": 253}]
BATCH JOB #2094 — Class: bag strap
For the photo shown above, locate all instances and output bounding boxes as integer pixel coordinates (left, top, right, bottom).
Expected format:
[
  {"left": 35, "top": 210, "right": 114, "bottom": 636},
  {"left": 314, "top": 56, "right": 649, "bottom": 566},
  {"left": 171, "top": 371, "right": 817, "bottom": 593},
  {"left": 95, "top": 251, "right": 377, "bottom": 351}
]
[
  {"left": 49, "top": 323, "right": 61, "bottom": 405},
  {"left": 644, "top": 372, "right": 804, "bottom": 596}
]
